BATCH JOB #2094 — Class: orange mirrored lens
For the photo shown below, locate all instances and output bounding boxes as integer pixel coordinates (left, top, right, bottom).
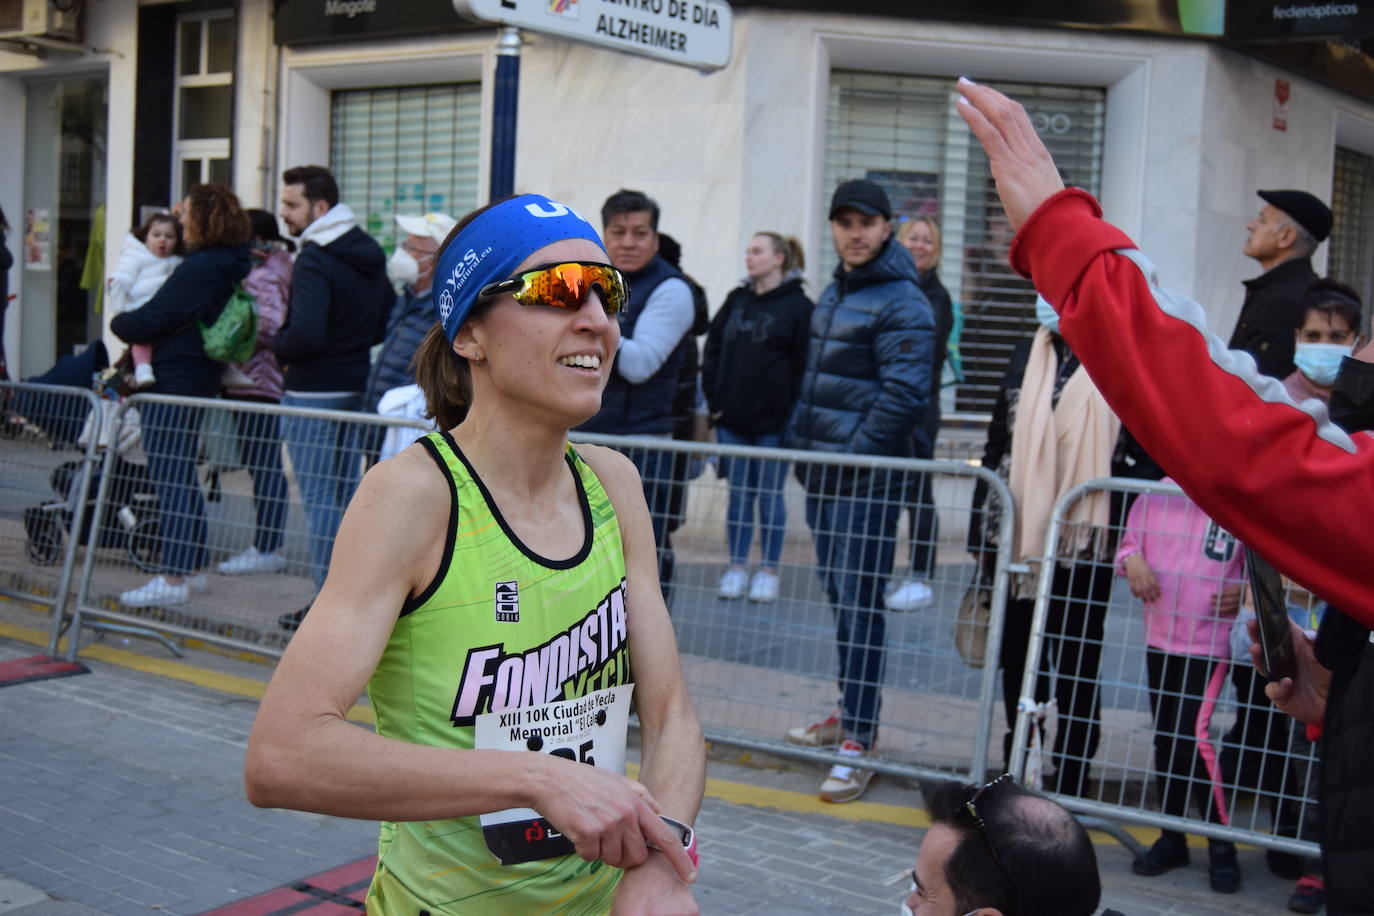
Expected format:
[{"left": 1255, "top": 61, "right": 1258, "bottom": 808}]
[{"left": 513, "top": 263, "right": 626, "bottom": 315}]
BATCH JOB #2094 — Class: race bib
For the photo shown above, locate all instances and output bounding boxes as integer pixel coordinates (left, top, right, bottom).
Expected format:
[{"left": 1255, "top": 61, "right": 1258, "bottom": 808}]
[{"left": 474, "top": 684, "right": 633, "bottom": 865}]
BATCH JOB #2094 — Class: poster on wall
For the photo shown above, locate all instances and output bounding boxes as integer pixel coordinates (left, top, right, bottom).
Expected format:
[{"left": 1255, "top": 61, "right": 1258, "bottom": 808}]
[
  {"left": 24, "top": 209, "right": 51, "bottom": 272},
  {"left": 865, "top": 170, "right": 940, "bottom": 224}
]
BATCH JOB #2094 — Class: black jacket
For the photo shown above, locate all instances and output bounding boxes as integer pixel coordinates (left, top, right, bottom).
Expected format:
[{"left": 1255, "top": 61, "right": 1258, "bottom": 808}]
[
  {"left": 110, "top": 244, "right": 251, "bottom": 398},
  {"left": 702, "top": 276, "right": 813, "bottom": 435},
  {"left": 273, "top": 225, "right": 394, "bottom": 392},
  {"left": 1228, "top": 256, "right": 1317, "bottom": 380},
  {"left": 783, "top": 237, "right": 933, "bottom": 465},
  {"left": 1315, "top": 356, "right": 1374, "bottom": 915},
  {"left": 916, "top": 267, "right": 954, "bottom": 457}
]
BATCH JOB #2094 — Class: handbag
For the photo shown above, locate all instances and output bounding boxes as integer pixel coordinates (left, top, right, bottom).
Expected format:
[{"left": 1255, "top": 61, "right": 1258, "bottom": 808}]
[
  {"left": 953, "top": 576, "right": 993, "bottom": 668},
  {"left": 199, "top": 284, "right": 258, "bottom": 363}
]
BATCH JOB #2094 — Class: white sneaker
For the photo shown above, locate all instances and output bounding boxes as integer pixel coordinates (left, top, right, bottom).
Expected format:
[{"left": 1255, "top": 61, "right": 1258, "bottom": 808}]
[
  {"left": 819, "top": 739, "right": 875, "bottom": 803},
  {"left": 885, "top": 578, "right": 933, "bottom": 612},
  {"left": 120, "top": 575, "right": 189, "bottom": 608},
  {"left": 717, "top": 567, "right": 749, "bottom": 600},
  {"left": 133, "top": 363, "right": 156, "bottom": 389},
  {"left": 785, "top": 709, "right": 845, "bottom": 747},
  {"left": 217, "top": 547, "right": 287, "bottom": 576},
  {"left": 748, "top": 570, "right": 779, "bottom": 602}
]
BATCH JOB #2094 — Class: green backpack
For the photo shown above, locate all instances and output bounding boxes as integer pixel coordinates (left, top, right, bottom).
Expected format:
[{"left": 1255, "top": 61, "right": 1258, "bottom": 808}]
[{"left": 199, "top": 284, "right": 258, "bottom": 363}]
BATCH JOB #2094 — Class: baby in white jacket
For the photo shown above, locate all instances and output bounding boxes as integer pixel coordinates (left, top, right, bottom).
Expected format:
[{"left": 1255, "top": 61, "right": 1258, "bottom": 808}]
[{"left": 107, "top": 213, "right": 182, "bottom": 388}]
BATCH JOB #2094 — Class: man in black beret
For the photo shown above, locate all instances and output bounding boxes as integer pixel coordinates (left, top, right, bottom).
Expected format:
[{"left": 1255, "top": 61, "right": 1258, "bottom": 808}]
[{"left": 1227, "top": 189, "right": 1332, "bottom": 380}]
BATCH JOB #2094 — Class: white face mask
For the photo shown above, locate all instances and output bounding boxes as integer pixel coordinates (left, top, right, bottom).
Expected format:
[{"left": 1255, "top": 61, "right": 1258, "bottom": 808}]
[
  {"left": 387, "top": 248, "right": 419, "bottom": 287},
  {"left": 1293, "top": 341, "right": 1354, "bottom": 386}
]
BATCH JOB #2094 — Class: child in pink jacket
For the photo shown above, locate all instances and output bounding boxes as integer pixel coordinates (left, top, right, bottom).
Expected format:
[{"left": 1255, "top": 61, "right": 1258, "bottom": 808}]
[{"left": 1116, "top": 480, "right": 1246, "bottom": 889}]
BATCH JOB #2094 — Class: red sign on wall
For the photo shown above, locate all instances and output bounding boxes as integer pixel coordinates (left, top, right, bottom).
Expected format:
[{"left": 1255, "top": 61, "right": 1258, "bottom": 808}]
[{"left": 1273, "top": 78, "right": 1289, "bottom": 132}]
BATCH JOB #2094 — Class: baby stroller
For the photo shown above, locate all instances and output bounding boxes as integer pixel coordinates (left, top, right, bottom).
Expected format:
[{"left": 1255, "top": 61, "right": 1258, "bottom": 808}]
[
  {"left": 23, "top": 455, "right": 162, "bottom": 571},
  {"left": 16, "top": 340, "right": 163, "bottom": 571}
]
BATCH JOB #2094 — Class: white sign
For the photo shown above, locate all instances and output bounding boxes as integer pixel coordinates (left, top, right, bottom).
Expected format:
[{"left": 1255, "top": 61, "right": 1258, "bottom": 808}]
[{"left": 453, "top": 0, "right": 733, "bottom": 70}]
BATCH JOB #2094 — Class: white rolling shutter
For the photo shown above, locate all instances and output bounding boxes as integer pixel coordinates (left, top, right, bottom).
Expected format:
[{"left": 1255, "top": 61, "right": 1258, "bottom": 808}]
[
  {"left": 1330, "top": 146, "right": 1374, "bottom": 326},
  {"left": 329, "top": 83, "right": 481, "bottom": 252},
  {"left": 826, "top": 72, "right": 1105, "bottom": 416}
]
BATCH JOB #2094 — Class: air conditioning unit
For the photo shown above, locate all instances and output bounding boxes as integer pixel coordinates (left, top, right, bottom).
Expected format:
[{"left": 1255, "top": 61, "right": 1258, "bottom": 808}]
[{"left": 0, "top": 0, "right": 82, "bottom": 44}]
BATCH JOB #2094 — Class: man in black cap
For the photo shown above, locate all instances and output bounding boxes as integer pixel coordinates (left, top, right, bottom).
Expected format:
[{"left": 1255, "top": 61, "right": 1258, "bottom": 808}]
[
  {"left": 1228, "top": 189, "right": 1332, "bottom": 379},
  {"left": 782, "top": 178, "right": 934, "bottom": 802}
]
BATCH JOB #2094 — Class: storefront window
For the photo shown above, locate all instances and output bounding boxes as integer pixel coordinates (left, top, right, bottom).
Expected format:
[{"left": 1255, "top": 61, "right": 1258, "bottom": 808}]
[
  {"left": 329, "top": 83, "right": 481, "bottom": 251},
  {"left": 826, "top": 72, "right": 1105, "bottom": 416},
  {"left": 1330, "top": 146, "right": 1374, "bottom": 320},
  {"left": 173, "top": 11, "right": 233, "bottom": 198}
]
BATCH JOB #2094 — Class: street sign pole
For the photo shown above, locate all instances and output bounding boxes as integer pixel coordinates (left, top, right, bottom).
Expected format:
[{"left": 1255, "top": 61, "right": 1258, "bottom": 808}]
[{"left": 490, "top": 26, "right": 522, "bottom": 202}]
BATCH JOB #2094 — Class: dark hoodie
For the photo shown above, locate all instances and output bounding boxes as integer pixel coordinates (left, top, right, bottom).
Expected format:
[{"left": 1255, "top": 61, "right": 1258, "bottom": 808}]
[
  {"left": 273, "top": 225, "right": 394, "bottom": 392},
  {"left": 702, "top": 275, "right": 813, "bottom": 435},
  {"left": 111, "top": 244, "right": 251, "bottom": 398},
  {"left": 783, "top": 236, "right": 934, "bottom": 481}
]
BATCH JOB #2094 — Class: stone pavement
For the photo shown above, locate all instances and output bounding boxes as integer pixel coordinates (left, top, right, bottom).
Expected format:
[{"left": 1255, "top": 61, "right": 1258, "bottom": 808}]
[{"left": 0, "top": 624, "right": 1305, "bottom": 915}]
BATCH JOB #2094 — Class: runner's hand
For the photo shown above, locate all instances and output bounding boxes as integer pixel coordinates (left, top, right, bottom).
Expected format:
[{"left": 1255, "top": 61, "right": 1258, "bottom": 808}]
[
  {"left": 611, "top": 851, "right": 700, "bottom": 916},
  {"left": 955, "top": 78, "right": 1065, "bottom": 230},
  {"left": 1249, "top": 618, "right": 1330, "bottom": 726},
  {"left": 536, "top": 760, "right": 697, "bottom": 882}
]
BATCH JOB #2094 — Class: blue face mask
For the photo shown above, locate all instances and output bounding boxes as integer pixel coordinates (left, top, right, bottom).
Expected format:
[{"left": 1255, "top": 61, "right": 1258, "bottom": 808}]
[
  {"left": 1293, "top": 342, "right": 1353, "bottom": 386},
  {"left": 1034, "top": 295, "right": 1059, "bottom": 334}
]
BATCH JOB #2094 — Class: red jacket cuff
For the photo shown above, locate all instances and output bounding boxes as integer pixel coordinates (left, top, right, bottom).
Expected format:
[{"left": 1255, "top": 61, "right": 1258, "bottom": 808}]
[{"left": 1008, "top": 188, "right": 1137, "bottom": 304}]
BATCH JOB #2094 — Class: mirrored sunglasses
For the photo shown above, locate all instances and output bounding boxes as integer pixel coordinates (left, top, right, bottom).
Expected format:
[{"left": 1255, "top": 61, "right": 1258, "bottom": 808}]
[{"left": 477, "top": 261, "right": 628, "bottom": 316}]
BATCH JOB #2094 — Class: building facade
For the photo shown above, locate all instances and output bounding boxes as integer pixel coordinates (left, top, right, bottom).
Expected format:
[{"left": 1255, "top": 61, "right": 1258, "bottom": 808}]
[{"left": 2, "top": 0, "right": 1372, "bottom": 415}]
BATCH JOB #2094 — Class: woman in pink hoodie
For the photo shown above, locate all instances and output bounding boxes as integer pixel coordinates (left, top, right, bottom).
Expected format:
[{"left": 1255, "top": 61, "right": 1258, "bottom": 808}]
[
  {"left": 216, "top": 210, "right": 293, "bottom": 577},
  {"left": 1116, "top": 482, "right": 1246, "bottom": 890}
]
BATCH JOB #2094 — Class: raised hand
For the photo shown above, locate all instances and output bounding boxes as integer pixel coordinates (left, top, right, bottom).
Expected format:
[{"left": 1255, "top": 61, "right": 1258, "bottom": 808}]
[{"left": 955, "top": 78, "right": 1065, "bottom": 230}]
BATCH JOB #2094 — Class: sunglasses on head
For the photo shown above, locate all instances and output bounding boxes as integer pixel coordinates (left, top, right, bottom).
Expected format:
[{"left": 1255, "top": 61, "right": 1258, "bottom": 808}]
[
  {"left": 477, "top": 261, "right": 628, "bottom": 316},
  {"left": 963, "top": 774, "right": 1017, "bottom": 912}
]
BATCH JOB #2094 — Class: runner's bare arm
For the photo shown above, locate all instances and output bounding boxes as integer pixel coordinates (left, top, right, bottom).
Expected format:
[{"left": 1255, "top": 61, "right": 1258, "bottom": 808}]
[
  {"left": 244, "top": 442, "right": 670, "bottom": 867},
  {"left": 582, "top": 444, "right": 705, "bottom": 904}
]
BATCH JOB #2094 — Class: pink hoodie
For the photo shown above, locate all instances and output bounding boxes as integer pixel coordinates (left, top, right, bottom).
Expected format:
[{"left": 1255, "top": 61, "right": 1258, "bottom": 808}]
[{"left": 1115, "top": 480, "right": 1247, "bottom": 658}]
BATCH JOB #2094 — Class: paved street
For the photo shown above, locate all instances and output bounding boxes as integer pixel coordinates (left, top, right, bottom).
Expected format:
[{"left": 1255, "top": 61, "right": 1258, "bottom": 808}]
[{"left": 0, "top": 609, "right": 1308, "bottom": 916}]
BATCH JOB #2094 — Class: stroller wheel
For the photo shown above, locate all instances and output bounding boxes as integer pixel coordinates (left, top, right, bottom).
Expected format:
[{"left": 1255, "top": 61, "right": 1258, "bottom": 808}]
[
  {"left": 25, "top": 529, "right": 63, "bottom": 566},
  {"left": 127, "top": 517, "right": 163, "bottom": 573}
]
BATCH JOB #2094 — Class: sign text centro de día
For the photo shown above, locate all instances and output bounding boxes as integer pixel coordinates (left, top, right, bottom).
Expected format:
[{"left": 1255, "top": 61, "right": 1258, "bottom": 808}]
[{"left": 452, "top": 0, "right": 734, "bottom": 70}]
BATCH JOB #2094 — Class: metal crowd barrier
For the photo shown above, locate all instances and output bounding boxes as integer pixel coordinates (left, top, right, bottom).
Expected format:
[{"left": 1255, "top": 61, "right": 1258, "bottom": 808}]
[
  {"left": 67, "top": 394, "right": 432, "bottom": 659},
  {"left": 0, "top": 381, "right": 105, "bottom": 658},
  {"left": 572, "top": 432, "right": 1017, "bottom": 784},
  {"left": 1009, "top": 476, "right": 1320, "bottom": 859}
]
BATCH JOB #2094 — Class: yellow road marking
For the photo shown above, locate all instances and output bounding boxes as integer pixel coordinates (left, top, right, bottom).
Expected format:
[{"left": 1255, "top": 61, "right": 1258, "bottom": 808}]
[{"left": 0, "top": 617, "right": 1213, "bottom": 847}]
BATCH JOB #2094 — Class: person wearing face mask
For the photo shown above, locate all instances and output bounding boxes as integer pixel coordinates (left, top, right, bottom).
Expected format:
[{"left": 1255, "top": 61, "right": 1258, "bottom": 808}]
[
  {"left": 1286, "top": 279, "right": 1364, "bottom": 401},
  {"left": 968, "top": 295, "right": 1160, "bottom": 798},
  {"left": 364, "top": 212, "right": 457, "bottom": 427}
]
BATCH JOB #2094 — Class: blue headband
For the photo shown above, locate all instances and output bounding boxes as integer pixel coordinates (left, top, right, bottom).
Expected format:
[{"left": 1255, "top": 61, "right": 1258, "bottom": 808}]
[{"left": 433, "top": 194, "right": 605, "bottom": 342}]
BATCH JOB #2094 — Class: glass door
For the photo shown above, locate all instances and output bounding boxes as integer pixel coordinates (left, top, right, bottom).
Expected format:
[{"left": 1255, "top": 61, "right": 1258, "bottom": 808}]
[{"left": 20, "top": 76, "right": 108, "bottom": 377}]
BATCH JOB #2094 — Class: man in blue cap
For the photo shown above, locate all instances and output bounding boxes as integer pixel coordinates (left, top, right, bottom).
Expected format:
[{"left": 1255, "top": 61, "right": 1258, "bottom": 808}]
[{"left": 1228, "top": 189, "right": 1332, "bottom": 380}]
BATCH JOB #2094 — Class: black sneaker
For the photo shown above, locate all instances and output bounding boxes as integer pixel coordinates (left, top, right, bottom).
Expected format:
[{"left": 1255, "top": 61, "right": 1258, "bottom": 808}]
[
  {"left": 1208, "top": 840, "right": 1241, "bottom": 894},
  {"left": 1132, "top": 832, "right": 1190, "bottom": 876},
  {"left": 1288, "top": 874, "right": 1324, "bottom": 914},
  {"left": 278, "top": 606, "right": 309, "bottom": 632}
]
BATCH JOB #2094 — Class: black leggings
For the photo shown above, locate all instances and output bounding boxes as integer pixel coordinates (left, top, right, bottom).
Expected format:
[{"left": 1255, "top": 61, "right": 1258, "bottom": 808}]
[
  {"left": 999, "top": 559, "right": 1113, "bottom": 796},
  {"left": 1145, "top": 648, "right": 1230, "bottom": 823}
]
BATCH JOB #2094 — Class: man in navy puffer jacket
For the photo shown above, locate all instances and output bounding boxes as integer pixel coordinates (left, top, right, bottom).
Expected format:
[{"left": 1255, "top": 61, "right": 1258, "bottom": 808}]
[{"left": 782, "top": 179, "right": 934, "bottom": 803}]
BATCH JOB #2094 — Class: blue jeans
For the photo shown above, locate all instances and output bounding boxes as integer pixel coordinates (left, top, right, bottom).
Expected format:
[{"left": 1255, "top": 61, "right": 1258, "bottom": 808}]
[
  {"left": 281, "top": 393, "right": 363, "bottom": 588},
  {"left": 229, "top": 405, "right": 288, "bottom": 554},
  {"left": 141, "top": 400, "right": 207, "bottom": 576},
  {"left": 805, "top": 477, "right": 901, "bottom": 748},
  {"left": 715, "top": 427, "right": 788, "bottom": 568}
]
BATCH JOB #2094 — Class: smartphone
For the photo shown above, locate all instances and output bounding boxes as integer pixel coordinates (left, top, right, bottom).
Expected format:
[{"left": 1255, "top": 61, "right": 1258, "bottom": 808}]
[{"left": 1247, "top": 547, "right": 1296, "bottom": 682}]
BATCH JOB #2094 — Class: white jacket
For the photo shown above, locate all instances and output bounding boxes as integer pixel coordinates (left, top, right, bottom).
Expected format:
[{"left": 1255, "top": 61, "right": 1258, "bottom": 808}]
[{"left": 108, "top": 233, "right": 182, "bottom": 313}]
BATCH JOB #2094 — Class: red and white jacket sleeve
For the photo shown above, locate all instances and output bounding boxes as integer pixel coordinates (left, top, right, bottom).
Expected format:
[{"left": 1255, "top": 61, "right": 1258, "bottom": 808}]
[{"left": 1010, "top": 189, "right": 1374, "bottom": 622}]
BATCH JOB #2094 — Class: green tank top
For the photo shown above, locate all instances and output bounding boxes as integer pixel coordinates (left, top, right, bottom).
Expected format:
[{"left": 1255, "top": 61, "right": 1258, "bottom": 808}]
[{"left": 365, "top": 431, "right": 631, "bottom": 914}]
